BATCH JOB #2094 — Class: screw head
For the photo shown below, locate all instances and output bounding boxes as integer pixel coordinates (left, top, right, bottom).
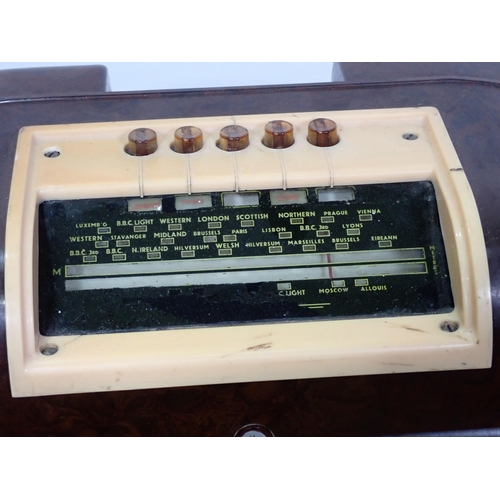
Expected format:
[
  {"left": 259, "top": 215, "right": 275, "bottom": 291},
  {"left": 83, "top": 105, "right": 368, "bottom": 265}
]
[{"left": 234, "top": 424, "right": 274, "bottom": 437}]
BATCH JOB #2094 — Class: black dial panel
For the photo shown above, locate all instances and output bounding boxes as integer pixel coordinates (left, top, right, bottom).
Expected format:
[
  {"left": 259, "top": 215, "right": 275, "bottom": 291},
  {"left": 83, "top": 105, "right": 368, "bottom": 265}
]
[{"left": 38, "top": 181, "right": 454, "bottom": 336}]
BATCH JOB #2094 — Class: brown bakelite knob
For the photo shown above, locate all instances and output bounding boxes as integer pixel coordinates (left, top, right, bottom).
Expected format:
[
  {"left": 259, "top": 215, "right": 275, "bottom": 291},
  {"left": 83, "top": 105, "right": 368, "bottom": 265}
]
[
  {"left": 307, "top": 118, "right": 340, "bottom": 147},
  {"left": 218, "top": 125, "right": 250, "bottom": 151},
  {"left": 125, "top": 128, "right": 158, "bottom": 156},
  {"left": 262, "top": 120, "right": 294, "bottom": 149},
  {"left": 172, "top": 126, "right": 203, "bottom": 154}
]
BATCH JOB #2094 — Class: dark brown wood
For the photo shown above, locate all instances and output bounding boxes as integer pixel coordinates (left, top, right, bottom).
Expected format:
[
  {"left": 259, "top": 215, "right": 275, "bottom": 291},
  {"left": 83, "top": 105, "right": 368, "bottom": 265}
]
[
  {"left": 1, "top": 64, "right": 500, "bottom": 436},
  {"left": 337, "top": 62, "right": 500, "bottom": 82},
  {"left": 0, "top": 65, "right": 109, "bottom": 100}
]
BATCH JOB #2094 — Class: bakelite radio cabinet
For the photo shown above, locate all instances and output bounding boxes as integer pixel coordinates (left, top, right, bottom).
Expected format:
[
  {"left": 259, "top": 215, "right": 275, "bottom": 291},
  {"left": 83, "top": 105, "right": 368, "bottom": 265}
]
[{"left": 0, "top": 63, "right": 499, "bottom": 436}]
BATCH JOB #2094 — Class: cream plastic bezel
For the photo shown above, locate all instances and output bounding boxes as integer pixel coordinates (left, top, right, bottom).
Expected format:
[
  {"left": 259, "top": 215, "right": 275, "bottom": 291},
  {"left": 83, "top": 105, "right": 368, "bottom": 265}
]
[{"left": 5, "top": 107, "right": 492, "bottom": 397}]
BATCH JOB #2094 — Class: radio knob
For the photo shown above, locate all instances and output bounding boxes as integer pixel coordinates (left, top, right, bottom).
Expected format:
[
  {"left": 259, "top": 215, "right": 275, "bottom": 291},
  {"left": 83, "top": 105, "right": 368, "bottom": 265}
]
[
  {"left": 262, "top": 120, "right": 294, "bottom": 149},
  {"left": 172, "top": 126, "right": 204, "bottom": 154},
  {"left": 307, "top": 118, "right": 340, "bottom": 147},
  {"left": 125, "top": 128, "right": 158, "bottom": 156},
  {"left": 218, "top": 125, "right": 250, "bottom": 151}
]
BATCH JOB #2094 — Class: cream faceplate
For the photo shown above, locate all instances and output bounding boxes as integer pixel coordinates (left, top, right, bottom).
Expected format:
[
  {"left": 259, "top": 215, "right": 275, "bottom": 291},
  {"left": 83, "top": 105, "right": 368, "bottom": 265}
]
[{"left": 4, "top": 107, "right": 492, "bottom": 397}]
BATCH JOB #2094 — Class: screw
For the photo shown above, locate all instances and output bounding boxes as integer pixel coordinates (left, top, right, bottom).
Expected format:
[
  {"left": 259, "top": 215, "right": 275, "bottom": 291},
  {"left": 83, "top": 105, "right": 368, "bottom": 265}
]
[
  {"left": 440, "top": 321, "right": 459, "bottom": 332},
  {"left": 403, "top": 133, "right": 419, "bottom": 140},
  {"left": 40, "top": 344, "right": 58, "bottom": 356},
  {"left": 44, "top": 149, "right": 60, "bottom": 158}
]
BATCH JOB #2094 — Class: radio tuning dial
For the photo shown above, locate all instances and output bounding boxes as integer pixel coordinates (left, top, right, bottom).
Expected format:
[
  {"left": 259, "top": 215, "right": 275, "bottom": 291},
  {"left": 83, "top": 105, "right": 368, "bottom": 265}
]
[
  {"left": 307, "top": 118, "right": 340, "bottom": 147},
  {"left": 218, "top": 125, "right": 250, "bottom": 151},
  {"left": 262, "top": 120, "right": 295, "bottom": 149},
  {"left": 125, "top": 128, "right": 158, "bottom": 156},
  {"left": 172, "top": 126, "right": 204, "bottom": 154}
]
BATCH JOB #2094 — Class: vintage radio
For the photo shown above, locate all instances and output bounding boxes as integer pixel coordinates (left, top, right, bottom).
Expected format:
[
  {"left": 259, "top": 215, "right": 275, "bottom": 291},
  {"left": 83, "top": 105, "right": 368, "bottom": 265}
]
[{"left": 5, "top": 106, "right": 491, "bottom": 397}]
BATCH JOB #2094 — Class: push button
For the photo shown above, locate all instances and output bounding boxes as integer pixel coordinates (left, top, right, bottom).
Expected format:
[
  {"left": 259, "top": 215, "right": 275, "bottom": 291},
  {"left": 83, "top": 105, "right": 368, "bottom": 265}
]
[
  {"left": 125, "top": 128, "right": 158, "bottom": 156},
  {"left": 262, "top": 120, "right": 294, "bottom": 149},
  {"left": 218, "top": 125, "right": 250, "bottom": 151},
  {"left": 307, "top": 118, "right": 339, "bottom": 147},
  {"left": 172, "top": 126, "right": 203, "bottom": 154}
]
